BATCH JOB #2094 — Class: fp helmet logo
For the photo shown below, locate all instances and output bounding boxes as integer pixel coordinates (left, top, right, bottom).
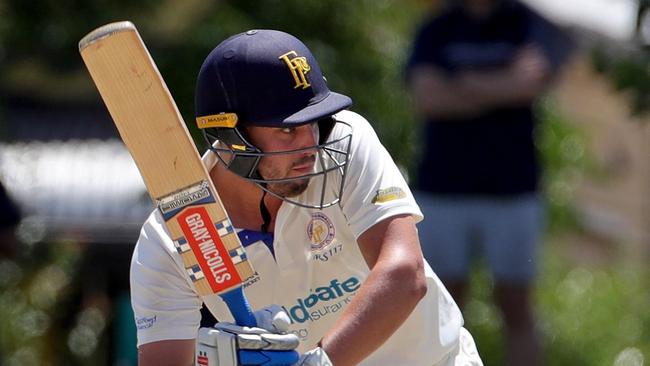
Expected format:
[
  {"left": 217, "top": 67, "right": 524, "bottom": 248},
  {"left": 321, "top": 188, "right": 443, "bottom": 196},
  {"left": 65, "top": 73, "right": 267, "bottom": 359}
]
[{"left": 279, "top": 51, "right": 311, "bottom": 89}]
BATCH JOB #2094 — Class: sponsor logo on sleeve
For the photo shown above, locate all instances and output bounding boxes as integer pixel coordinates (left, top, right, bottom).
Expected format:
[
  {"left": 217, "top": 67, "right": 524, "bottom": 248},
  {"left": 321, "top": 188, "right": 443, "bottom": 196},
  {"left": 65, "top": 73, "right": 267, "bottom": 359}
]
[
  {"left": 135, "top": 315, "right": 157, "bottom": 330},
  {"left": 371, "top": 187, "right": 406, "bottom": 204}
]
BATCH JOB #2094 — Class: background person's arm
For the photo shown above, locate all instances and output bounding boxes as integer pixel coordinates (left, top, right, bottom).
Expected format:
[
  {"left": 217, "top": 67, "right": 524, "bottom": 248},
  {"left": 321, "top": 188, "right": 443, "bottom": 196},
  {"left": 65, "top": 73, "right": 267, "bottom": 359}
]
[{"left": 408, "top": 44, "right": 552, "bottom": 120}]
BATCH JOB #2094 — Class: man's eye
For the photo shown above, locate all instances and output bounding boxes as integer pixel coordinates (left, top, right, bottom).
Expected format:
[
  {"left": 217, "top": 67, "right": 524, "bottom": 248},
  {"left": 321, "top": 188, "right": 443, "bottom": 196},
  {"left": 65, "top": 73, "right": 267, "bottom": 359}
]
[{"left": 281, "top": 127, "right": 293, "bottom": 133}]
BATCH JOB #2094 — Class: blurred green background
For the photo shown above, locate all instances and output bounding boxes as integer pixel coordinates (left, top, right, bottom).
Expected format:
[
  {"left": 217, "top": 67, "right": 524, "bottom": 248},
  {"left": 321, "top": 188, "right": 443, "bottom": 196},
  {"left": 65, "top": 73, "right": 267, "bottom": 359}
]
[{"left": 0, "top": 0, "right": 649, "bottom": 365}]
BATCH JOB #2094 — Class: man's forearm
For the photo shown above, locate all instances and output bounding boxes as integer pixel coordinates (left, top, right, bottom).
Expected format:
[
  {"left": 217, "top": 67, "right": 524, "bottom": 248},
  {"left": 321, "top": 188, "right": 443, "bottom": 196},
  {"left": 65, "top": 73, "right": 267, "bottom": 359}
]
[
  {"left": 320, "top": 215, "right": 427, "bottom": 366},
  {"left": 411, "top": 68, "right": 545, "bottom": 120},
  {"left": 409, "top": 66, "right": 486, "bottom": 119},
  {"left": 454, "top": 44, "right": 553, "bottom": 111},
  {"left": 320, "top": 262, "right": 427, "bottom": 366},
  {"left": 409, "top": 50, "right": 552, "bottom": 121},
  {"left": 456, "top": 68, "right": 545, "bottom": 109}
]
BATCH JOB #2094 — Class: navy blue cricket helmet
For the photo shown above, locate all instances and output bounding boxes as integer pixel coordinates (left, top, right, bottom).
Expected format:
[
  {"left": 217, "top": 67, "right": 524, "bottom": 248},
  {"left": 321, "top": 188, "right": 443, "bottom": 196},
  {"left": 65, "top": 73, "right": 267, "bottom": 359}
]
[{"left": 195, "top": 29, "right": 353, "bottom": 209}]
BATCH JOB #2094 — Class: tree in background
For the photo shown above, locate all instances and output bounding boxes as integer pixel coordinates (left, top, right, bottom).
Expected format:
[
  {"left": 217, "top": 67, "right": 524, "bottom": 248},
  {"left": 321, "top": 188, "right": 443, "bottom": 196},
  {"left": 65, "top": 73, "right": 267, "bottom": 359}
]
[{"left": 0, "top": 0, "right": 425, "bottom": 168}]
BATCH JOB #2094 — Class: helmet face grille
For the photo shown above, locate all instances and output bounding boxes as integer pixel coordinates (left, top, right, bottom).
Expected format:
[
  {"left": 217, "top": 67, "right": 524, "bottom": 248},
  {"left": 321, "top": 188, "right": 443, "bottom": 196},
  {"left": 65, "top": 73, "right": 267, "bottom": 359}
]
[{"left": 205, "top": 119, "right": 353, "bottom": 209}]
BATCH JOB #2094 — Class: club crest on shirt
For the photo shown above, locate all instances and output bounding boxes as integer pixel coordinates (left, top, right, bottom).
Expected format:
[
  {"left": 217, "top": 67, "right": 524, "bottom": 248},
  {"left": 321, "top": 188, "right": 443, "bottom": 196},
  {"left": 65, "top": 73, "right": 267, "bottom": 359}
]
[{"left": 307, "top": 212, "right": 335, "bottom": 250}]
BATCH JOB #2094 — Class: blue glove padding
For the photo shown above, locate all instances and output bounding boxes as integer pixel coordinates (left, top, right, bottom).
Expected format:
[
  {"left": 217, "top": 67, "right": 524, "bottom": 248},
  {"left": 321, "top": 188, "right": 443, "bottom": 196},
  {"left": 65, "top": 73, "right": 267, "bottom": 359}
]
[{"left": 240, "top": 350, "right": 299, "bottom": 365}]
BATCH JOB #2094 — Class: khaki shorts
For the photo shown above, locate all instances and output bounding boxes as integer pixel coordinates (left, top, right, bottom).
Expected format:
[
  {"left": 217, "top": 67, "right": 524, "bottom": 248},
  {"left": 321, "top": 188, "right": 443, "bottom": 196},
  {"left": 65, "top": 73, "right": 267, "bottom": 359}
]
[{"left": 416, "top": 192, "right": 543, "bottom": 284}]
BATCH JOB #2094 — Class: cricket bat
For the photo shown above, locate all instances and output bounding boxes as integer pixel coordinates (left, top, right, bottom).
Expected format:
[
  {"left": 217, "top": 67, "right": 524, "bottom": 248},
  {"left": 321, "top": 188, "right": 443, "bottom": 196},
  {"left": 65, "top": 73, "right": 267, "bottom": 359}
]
[{"left": 79, "top": 21, "right": 256, "bottom": 327}]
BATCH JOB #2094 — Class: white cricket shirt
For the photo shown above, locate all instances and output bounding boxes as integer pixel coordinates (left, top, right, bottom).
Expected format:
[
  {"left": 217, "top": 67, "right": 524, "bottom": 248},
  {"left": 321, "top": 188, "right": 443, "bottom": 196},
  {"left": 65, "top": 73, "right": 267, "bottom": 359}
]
[{"left": 130, "top": 110, "right": 464, "bottom": 365}]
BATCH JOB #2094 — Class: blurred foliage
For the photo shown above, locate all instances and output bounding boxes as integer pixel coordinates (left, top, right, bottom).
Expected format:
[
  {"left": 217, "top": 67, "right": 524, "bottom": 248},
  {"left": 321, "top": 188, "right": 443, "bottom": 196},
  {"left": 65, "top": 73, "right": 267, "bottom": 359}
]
[
  {"left": 154, "top": 0, "right": 427, "bottom": 161},
  {"left": 0, "top": 241, "right": 91, "bottom": 365},
  {"left": 464, "top": 242, "right": 650, "bottom": 366},
  {"left": 465, "top": 99, "right": 650, "bottom": 365},
  {"left": 537, "top": 249, "right": 650, "bottom": 366},
  {"left": 535, "top": 99, "right": 596, "bottom": 234},
  {"left": 0, "top": 0, "right": 426, "bottom": 166},
  {"left": 590, "top": 45, "right": 650, "bottom": 117}
]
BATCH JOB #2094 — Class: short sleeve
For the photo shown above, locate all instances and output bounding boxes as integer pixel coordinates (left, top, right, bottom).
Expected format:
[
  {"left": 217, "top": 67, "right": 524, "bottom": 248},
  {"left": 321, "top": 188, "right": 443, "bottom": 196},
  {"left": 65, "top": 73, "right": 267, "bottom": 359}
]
[
  {"left": 130, "top": 211, "right": 203, "bottom": 346},
  {"left": 336, "top": 111, "right": 423, "bottom": 239}
]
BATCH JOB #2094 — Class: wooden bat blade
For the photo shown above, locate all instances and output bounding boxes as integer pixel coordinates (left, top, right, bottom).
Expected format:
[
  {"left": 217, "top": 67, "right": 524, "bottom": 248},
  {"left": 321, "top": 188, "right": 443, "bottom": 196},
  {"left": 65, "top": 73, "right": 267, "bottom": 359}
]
[{"left": 79, "top": 21, "right": 256, "bottom": 326}]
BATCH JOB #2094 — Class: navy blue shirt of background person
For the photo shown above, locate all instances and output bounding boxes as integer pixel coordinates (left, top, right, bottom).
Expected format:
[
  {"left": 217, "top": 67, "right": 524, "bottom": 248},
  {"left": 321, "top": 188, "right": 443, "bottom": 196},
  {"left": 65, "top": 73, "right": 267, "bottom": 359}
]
[{"left": 406, "top": 1, "right": 572, "bottom": 196}]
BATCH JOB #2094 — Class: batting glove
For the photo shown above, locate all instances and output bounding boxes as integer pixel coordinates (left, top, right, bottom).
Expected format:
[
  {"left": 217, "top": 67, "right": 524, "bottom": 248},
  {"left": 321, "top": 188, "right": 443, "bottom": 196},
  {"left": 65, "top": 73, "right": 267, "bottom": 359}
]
[
  {"left": 196, "top": 305, "right": 300, "bottom": 366},
  {"left": 253, "top": 304, "right": 292, "bottom": 334}
]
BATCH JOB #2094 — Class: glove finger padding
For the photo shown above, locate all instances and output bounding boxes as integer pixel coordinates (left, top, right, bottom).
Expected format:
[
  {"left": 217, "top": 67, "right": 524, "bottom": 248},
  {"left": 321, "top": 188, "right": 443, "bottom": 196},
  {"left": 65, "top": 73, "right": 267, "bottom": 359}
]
[
  {"left": 253, "top": 304, "right": 292, "bottom": 333},
  {"left": 197, "top": 306, "right": 300, "bottom": 365},
  {"left": 237, "top": 332, "right": 300, "bottom": 351},
  {"left": 215, "top": 323, "right": 300, "bottom": 351}
]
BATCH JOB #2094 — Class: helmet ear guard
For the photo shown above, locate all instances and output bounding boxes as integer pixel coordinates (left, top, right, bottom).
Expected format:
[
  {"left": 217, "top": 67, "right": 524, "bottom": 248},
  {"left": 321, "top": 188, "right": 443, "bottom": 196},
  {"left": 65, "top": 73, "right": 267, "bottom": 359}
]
[{"left": 202, "top": 123, "right": 262, "bottom": 180}]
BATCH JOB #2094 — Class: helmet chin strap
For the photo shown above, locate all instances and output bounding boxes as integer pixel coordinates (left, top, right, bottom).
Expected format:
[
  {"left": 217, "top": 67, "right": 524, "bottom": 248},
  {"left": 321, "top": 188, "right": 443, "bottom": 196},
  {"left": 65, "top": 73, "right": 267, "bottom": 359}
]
[{"left": 259, "top": 187, "right": 272, "bottom": 233}]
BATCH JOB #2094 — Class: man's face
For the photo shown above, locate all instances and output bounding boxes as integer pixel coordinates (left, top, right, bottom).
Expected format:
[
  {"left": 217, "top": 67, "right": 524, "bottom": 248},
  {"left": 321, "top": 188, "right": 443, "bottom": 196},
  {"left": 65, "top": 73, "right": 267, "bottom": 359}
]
[{"left": 246, "top": 122, "right": 320, "bottom": 197}]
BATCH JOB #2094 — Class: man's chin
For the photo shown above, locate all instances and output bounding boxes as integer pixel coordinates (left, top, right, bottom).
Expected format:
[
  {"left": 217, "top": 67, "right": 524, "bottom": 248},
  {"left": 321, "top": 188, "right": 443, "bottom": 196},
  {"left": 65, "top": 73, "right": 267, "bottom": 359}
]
[{"left": 269, "top": 179, "right": 310, "bottom": 198}]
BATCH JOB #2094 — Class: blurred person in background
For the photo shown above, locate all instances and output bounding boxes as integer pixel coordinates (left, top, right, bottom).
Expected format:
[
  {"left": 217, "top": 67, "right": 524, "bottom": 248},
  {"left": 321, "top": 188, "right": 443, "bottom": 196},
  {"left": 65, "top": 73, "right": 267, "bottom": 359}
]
[
  {"left": 405, "top": 0, "right": 573, "bottom": 365},
  {"left": 0, "top": 180, "right": 21, "bottom": 259}
]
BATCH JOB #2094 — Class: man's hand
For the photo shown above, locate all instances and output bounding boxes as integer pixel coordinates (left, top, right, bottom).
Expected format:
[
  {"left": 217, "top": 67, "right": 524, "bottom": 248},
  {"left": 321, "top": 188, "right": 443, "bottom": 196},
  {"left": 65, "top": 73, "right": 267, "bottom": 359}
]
[
  {"left": 197, "top": 305, "right": 300, "bottom": 366},
  {"left": 509, "top": 44, "right": 551, "bottom": 100}
]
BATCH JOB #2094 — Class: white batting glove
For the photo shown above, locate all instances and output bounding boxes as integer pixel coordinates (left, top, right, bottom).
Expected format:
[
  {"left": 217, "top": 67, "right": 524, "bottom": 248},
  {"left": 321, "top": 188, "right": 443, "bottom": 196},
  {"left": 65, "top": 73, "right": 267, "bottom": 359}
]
[
  {"left": 196, "top": 305, "right": 300, "bottom": 366},
  {"left": 293, "top": 347, "right": 333, "bottom": 366},
  {"left": 253, "top": 304, "right": 292, "bottom": 334},
  {"left": 252, "top": 306, "right": 333, "bottom": 366},
  {"left": 213, "top": 322, "right": 299, "bottom": 350}
]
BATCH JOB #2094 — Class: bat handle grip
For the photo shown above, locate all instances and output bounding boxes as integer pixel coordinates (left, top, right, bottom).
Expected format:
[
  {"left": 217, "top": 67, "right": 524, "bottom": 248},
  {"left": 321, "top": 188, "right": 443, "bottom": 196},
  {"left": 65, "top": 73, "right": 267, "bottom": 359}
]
[{"left": 221, "top": 287, "right": 257, "bottom": 327}]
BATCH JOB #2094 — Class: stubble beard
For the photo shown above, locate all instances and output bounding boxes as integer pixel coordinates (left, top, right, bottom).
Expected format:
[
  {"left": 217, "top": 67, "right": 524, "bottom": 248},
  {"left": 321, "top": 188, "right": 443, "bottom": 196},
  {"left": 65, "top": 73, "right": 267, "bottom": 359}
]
[
  {"left": 267, "top": 178, "right": 310, "bottom": 198},
  {"left": 260, "top": 155, "right": 315, "bottom": 198}
]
